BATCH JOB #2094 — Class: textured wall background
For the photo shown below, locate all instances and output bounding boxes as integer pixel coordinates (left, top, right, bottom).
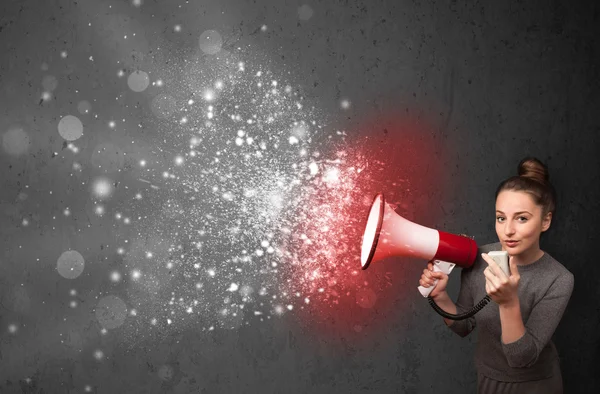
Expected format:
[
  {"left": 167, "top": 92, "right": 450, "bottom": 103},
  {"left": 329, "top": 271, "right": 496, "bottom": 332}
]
[{"left": 1, "top": 0, "right": 599, "bottom": 393}]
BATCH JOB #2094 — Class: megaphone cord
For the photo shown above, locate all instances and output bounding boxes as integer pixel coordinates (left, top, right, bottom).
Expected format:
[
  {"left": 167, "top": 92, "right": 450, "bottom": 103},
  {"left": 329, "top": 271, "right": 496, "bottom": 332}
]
[{"left": 426, "top": 295, "right": 492, "bottom": 320}]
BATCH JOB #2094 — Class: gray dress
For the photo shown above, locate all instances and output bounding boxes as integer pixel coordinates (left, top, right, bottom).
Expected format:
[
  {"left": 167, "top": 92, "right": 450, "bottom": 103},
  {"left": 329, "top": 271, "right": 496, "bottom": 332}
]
[
  {"left": 445, "top": 243, "right": 574, "bottom": 393},
  {"left": 477, "top": 357, "right": 563, "bottom": 394}
]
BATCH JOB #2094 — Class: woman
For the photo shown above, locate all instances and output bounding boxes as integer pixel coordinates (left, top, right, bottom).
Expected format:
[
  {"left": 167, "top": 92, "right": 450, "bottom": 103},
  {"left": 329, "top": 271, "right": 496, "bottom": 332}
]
[{"left": 419, "top": 157, "right": 574, "bottom": 393}]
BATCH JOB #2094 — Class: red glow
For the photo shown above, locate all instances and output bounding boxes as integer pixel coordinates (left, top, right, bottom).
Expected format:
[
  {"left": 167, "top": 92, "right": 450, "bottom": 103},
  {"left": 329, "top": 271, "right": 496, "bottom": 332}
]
[{"left": 280, "top": 112, "right": 454, "bottom": 340}]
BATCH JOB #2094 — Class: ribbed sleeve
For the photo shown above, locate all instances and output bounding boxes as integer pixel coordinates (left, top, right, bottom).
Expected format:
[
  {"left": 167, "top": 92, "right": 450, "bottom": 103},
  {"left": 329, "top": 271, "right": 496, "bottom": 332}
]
[{"left": 501, "top": 271, "right": 575, "bottom": 368}]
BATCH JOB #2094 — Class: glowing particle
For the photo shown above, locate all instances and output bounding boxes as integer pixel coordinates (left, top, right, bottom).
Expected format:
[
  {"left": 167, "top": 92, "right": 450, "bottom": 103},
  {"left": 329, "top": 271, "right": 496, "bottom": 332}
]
[
  {"left": 93, "top": 350, "right": 104, "bottom": 360},
  {"left": 228, "top": 283, "right": 239, "bottom": 292},
  {"left": 340, "top": 99, "right": 351, "bottom": 109},
  {"left": 207, "top": 269, "right": 215, "bottom": 277},
  {"left": 131, "top": 269, "right": 141, "bottom": 280},
  {"left": 91, "top": 177, "right": 114, "bottom": 200},
  {"left": 8, "top": 324, "right": 18, "bottom": 334},
  {"left": 110, "top": 271, "right": 121, "bottom": 282},
  {"left": 204, "top": 89, "right": 215, "bottom": 101}
]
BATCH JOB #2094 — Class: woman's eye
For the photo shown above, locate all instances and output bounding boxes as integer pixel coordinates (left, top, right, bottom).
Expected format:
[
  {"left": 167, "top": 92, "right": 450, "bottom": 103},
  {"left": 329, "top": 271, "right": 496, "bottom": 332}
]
[
  {"left": 518, "top": 217, "right": 528, "bottom": 222},
  {"left": 496, "top": 217, "right": 504, "bottom": 222}
]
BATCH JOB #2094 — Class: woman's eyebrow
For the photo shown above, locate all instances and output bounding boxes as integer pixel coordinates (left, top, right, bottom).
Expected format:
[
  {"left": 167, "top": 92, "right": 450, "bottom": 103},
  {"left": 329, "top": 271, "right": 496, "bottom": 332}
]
[{"left": 495, "top": 210, "right": 532, "bottom": 215}]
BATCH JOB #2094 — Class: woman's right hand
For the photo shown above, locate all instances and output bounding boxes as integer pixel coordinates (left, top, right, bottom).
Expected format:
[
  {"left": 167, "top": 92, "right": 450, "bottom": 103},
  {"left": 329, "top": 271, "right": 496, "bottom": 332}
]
[{"left": 419, "top": 260, "right": 449, "bottom": 298}]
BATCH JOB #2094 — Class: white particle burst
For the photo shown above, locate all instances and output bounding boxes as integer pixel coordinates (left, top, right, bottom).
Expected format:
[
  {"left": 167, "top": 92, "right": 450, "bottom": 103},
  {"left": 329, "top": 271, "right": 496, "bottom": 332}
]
[{"left": 228, "top": 283, "right": 239, "bottom": 292}]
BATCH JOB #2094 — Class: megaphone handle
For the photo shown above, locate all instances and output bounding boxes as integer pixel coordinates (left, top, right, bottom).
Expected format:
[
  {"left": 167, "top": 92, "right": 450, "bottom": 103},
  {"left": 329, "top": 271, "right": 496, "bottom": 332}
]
[{"left": 417, "top": 260, "right": 456, "bottom": 298}]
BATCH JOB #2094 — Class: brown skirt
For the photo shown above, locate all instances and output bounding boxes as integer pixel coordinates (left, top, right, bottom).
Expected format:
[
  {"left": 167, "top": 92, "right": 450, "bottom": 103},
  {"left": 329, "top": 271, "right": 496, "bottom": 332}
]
[{"left": 477, "top": 362, "right": 563, "bottom": 394}]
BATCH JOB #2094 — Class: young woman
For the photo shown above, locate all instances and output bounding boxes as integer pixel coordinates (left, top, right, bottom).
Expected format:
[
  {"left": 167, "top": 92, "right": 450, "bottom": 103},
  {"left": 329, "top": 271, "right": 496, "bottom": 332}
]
[{"left": 419, "top": 157, "right": 574, "bottom": 394}]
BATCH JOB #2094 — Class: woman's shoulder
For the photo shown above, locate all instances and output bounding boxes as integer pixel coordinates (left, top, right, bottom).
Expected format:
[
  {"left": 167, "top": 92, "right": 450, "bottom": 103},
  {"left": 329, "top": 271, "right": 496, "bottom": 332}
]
[{"left": 540, "top": 251, "right": 575, "bottom": 282}]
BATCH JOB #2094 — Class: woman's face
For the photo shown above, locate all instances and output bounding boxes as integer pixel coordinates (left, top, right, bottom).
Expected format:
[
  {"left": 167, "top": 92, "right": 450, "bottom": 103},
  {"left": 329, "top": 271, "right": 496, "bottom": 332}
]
[{"left": 495, "top": 190, "right": 552, "bottom": 255}]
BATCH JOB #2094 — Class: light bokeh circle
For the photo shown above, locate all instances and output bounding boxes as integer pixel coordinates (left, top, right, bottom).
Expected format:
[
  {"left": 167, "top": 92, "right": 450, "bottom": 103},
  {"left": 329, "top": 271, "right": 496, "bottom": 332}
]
[
  {"left": 95, "top": 295, "right": 128, "bottom": 329},
  {"left": 199, "top": 30, "right": 223, "bottom": 55},
  {"left": 57, "top": 250, "right": 85, "bottom": 279},
  {"left": 2, "top": 127, "right": 31, "bottom": 156},
  {"left": 128, "top": 70, "right": 150, "bottom": 92},
  {"left": 58, "top": 115, "right": 84, "bottom": 141}
]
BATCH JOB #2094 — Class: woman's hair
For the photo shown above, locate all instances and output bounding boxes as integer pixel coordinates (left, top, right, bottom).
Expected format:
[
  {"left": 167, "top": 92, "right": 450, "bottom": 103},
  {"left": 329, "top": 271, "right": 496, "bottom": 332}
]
[{"left": 495, "top": 157, "right": 557, "bottom": 218}]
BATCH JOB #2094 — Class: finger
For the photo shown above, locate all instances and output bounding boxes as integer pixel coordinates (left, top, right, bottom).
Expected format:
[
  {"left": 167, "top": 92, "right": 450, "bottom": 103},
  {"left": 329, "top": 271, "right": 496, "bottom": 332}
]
[
  {"left": 509, "top": 256, "right": 519, "bottom": 277},
  {"left": 481, "top": 253, "right": 505, "bottom": 278},
  {"left": 423, "top": 269, "right": 432, "bottom": 279},
  {"left": 483, "top": 267, "right": 501, "bottom": 288},
  {"left": 485, "top": 278, "right": 496, "bottom": 294}
]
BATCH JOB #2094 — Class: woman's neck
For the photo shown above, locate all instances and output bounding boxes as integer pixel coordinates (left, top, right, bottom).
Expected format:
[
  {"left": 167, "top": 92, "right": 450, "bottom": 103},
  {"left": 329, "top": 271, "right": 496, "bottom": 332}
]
[{"left": 503, "top": 244, "right": 544, "bottom": 266}]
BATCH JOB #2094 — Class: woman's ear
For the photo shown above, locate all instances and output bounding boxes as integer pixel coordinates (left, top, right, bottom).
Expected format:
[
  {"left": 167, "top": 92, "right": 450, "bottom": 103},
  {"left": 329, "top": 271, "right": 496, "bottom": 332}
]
[{"left": 541, "top": 211, "right": 552, "bottom": 232}]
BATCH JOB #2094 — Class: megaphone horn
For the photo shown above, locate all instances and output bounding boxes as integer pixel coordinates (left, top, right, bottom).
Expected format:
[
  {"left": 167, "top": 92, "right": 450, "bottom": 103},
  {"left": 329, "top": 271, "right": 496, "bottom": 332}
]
[{"left": 360, "top": 193, "right": 478, "bottom": 296}]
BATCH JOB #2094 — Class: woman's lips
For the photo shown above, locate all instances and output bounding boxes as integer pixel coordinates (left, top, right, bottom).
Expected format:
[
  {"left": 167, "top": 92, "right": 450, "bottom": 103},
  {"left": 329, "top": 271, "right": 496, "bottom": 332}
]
[{"left": 505, "top": 241, "right": 519, "bottom": 247}]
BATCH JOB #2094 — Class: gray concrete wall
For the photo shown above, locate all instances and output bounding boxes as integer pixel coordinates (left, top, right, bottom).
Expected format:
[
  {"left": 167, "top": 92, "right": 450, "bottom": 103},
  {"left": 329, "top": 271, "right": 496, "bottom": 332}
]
[{"left": 1, "top": 0, "right": 598, "bottom": 392}]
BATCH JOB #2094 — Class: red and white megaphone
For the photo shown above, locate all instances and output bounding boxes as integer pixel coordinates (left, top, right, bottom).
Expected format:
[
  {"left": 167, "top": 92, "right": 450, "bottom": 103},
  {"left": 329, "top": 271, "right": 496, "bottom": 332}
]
[{"left": 360, "top": 193, "right": 478, "bottom": 297}]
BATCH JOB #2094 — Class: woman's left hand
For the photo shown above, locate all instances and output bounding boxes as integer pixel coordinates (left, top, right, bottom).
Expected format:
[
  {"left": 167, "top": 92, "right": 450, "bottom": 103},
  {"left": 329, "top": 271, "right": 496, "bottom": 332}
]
[{"left": 481, "top": 253, "right": 520, "bottom": 306}]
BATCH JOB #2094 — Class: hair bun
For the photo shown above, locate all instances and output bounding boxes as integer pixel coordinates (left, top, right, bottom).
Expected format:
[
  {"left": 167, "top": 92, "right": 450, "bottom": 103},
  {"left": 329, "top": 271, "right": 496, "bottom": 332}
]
[{"left": 518, "top": 157, "right": 549, "bottom": 185}]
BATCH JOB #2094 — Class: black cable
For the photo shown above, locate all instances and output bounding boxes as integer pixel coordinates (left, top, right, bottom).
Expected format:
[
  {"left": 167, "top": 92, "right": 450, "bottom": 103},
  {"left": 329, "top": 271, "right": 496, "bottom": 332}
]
[{"left": 427, "top": 295, "right": 492, "bottom": 320}]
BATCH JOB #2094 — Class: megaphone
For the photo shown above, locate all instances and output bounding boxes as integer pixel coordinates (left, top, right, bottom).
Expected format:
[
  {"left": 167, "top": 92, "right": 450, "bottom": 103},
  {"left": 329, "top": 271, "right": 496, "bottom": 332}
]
[{"left": 360, "top": 193, "right": 478, "bottom": 298}]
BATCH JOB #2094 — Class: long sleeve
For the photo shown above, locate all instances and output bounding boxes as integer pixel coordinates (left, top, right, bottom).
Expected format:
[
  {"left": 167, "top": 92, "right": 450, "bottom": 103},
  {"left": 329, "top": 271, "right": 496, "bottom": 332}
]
[
  {"left": 501, "top": 271, "right": 575, "bottom": 368},
  {"left": 446, "top": 266, "right": 477, "bottom": 337}
]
